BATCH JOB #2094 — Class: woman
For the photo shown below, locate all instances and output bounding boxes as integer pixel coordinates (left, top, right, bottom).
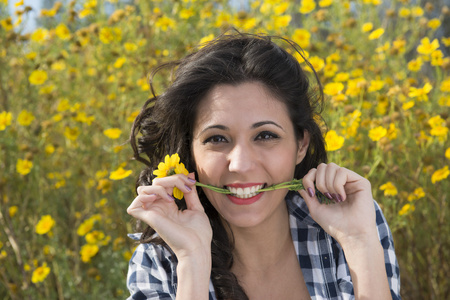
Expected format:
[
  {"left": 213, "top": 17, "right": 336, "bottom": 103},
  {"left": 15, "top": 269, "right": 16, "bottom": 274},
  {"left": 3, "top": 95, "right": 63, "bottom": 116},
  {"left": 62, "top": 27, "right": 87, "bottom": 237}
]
[{"left": 126, "top": 32, "right": 400, "bottom": 299}]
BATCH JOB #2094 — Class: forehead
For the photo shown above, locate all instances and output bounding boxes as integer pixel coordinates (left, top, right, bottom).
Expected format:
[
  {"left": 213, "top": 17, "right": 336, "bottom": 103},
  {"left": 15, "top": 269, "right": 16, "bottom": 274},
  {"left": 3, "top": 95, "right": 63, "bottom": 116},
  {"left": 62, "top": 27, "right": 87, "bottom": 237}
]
[{"left": 194, "top": 82, "right": 291, "bottom": 131}]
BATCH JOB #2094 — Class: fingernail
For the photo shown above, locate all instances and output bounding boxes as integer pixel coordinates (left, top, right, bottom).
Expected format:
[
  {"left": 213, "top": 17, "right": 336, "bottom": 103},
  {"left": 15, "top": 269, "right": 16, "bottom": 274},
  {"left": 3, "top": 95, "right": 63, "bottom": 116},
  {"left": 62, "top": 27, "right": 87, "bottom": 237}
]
[
  {"left": 168, "top": 194, "right": 175, "bottom": 201},
  {"left": 185, "top": 185, "right": 192, "bottom": 192},
  {"left": 187, "top": 178, "right": 196, "bottom": 183},
  {"left": 307, "top": 187, "right": 315, "bottom": 198},
  {"left": 337, "top": 194, "right": 343, "bottom": 202},
  {"left": 325, "top": 192, "right": 333, "bottom": 200}
]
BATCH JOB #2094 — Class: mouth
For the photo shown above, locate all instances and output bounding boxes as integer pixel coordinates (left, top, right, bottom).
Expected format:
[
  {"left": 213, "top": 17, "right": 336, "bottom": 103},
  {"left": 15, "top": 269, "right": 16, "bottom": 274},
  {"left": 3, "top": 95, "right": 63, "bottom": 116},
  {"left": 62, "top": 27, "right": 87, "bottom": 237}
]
[{"left": 224, "top": 184, "right": 266, "bottom": 199}]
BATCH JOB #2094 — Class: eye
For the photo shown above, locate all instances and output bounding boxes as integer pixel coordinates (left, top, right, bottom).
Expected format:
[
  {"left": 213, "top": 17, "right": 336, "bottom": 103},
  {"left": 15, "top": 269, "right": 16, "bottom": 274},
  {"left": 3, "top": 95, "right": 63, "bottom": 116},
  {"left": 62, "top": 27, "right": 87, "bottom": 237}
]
[
  {"left": 255, "top": 131, "right": 279, "bottom": 141},
  {"left": 203, "top": 135, "right": 228, "bottom": 144}
]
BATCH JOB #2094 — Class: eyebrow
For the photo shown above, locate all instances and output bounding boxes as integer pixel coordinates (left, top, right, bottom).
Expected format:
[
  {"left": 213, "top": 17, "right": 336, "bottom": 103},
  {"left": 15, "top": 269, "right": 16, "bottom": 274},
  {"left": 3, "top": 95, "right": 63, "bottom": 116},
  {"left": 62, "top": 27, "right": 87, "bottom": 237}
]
[{"left": 198, "top": 120, "right": 285, "bottom": 136}]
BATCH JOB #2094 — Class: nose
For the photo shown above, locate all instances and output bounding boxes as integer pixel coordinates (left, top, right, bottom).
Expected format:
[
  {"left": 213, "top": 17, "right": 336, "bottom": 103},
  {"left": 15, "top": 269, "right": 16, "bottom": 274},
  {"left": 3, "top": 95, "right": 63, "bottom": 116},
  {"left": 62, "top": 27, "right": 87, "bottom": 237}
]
[{"left": 228, "top": 142, "right": 255, "bottom": 173}]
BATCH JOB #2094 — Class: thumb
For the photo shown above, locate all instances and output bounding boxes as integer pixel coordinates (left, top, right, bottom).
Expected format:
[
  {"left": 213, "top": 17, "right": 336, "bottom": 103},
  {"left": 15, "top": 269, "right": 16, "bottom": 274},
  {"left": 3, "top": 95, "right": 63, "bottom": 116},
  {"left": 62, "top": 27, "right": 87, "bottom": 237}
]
[{"left": 184, "top": 172, "right": 204, "bottom": 212}]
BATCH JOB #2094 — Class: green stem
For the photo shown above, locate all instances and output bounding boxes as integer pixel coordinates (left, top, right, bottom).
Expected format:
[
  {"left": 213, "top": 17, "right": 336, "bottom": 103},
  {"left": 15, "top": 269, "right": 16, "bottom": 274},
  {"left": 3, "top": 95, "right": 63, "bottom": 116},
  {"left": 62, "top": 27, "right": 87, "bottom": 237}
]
[{"left": 195, "top": 179, "right": 332, "bottom": 204}]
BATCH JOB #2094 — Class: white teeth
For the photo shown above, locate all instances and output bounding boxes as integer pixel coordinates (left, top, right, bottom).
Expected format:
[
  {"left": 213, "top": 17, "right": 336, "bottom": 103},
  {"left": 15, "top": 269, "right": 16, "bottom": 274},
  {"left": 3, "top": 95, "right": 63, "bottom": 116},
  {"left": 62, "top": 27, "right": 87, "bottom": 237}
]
[{"left": 226, "top": 184, "right": 264, "bottom": 199}]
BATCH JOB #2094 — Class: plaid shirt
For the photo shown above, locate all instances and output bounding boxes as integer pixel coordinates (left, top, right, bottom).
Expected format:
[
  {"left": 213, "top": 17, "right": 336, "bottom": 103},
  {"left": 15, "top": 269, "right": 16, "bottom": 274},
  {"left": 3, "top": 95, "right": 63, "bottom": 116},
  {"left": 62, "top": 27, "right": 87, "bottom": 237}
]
[{"left": 127, "top": 191, "right": 401, "bottom": 299}]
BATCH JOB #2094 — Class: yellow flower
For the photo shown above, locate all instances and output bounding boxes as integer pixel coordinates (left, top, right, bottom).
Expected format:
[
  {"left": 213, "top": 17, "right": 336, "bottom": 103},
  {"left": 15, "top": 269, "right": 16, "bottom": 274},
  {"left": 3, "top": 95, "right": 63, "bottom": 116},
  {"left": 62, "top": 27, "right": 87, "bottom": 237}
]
[
  {"left": 411, "top": 6, "right": 424, "bottom": 17},
  {"left": 31, "top": 28, "right": 49, "bottom": 43},
  {"left": 274, "top": 2, "right": 289, "bottom": 14},
  {"left": 399, "top": 8, "right": 410, "bottom": 18},
  {"left": 9, "top": 206, "right": 18, "bottom": 218},
  {"left": 292, "top": 28, "right": 311, "bottom": 49},
  {"left": 0, "top": 17, "right": 13, "bottom": 31},
  {"left": 387, "top": 123, "right": 398, "bottom": 140},
  {"left": 299, "top": 0, "right": 316, "bottom": 14},
  {"left": 17, "top": 110, "right": 35, "bottom": 126},
  {"left": 97, "top": 178, "right": 112, "bottom": 193},
  {"left": 402, "top": 101, "right": 414, "bottom": 111},
  {"left": 180, "top": 8, "right": 194, "bottom": 19},
  {"left": 64, "top": 126, "right": 80, "bottom": 140},
  {"left": 319, "top": 0, "right": 333, "bottom": 7},
  {"left": 16, "top": 159, "right": 33, "bottom": 175},
  {"left": 412, "top": 187, "right": 425, "bottom": 200},
  {"left": 427, "top": 18, "right": 441, "bottom": 30},
  {"left": 324, "top": 130, "right": 345, "bottom": 151},
  {"left": 55, "top": 23, "right": 71, "bottom": 40},
  {"left": 155, "top": 16, "right": 175, "bottom": 31},
  {"left": 417, "top": 37, "right": 440, "bottom": 56},
  {"left": 334, "top": 72, "right": 349, "bottom": 82},
  {"left": 29, "top": 70, "right": 48, "bottom": 85},
  {"left": 103, "top": 128, "right": 122, "bottom": 139},
  {"left": 408, "top": 83, "right": 432, "bottom": 102},
  {"left": 0, "top": 111, "right": 12, "bottom": 130},
  {"left": 153, "top": 153, "right": 189, "bottom": 199},
  {"left": 99, "top": 27, "right": 116, "bottom": 44},
  {"left": 428, "top": 115, "right": 445, "bottom": 128},
  {"left": 431, "top": 50, "right": 444, "bottom": 66},
  {"left": 80, "top": 244, "right": 99, "bottom": 263},
  {"left": 362, "top": 22, "right": 373, "bottom": 32},
  {"left": 113, "top": 57, "right": 126, "bottom": 68},
  {"left": 124, "top": 42, "right": 138, "bottom": 52},
  {"left": 407, "top": 57, "right": 423, "bottom": 72},
  {"left": 368, "top": 79, "right": 384, "bottom": 92},
  {"left": 39, "top": 84, "right": 55, "bottom": 95},
  {"left": 368, "top": 28, "right": 384, "bottom": 40},
  {"left": 379, "top": 181, "right": 398, "bottom": 196},
  {"left": 57, "top": 98, "right": 70, "bottom": 112},
  {"left": 31, "top": 262, "right": 51, "bottom": 283},
  {"left": 85, "top": 230, "right": 106, "bottom": 244},
  {"left": 79, "top": 8, "right": 94, "bottom": 18},
  {"left": 272, "top": 15, "right": 291, "bottom": 29},
  {"left": 109, "top": 167, "right": 132, "bottom": 180},
  {"left": 430, "top": 126, "right": 448, "bottom": 140},
  {"left": 35, "top": 215, "right": 55, "bottom": 235},
  {"left": 398, "top": 203, "right": 415, "bottom": 216},
  {"left": 307, "top": 56, "right": 325, "bottom": 72},
  {"left": 77, "top": 219, "right": 95, "bottom": 236},
  {"left": 324, "top": 82, "right": 344, "bottom": 96},
  {"left": 431, "top": 166, "right": 449, "bottom": 184},
  {"left": 368, "top": 126, "right": 387, "bottom": 142},
  {"left": 443, "top": 37, "right": 450, "bottom": 47},
  {"left": 440, "top": 78, "right": 450, "bottom": 92}
]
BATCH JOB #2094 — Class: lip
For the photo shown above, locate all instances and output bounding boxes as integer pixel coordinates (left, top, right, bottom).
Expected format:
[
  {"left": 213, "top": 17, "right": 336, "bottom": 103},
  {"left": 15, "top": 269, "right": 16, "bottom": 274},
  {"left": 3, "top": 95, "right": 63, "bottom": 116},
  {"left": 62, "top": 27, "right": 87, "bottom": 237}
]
[{"left": 226, "top": 192, "right": 264, "bottom": 205}]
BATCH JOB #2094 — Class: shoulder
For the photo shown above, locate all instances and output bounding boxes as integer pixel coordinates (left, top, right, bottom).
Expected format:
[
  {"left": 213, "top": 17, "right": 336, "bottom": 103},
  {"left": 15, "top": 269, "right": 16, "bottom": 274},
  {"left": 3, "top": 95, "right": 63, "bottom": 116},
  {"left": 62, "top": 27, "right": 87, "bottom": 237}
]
[
  {"left": 128, "top": 233, "right": 176, "bottom": 272},
  {"left": 126, "top": 233, "right": 178, "bottom": 299}
]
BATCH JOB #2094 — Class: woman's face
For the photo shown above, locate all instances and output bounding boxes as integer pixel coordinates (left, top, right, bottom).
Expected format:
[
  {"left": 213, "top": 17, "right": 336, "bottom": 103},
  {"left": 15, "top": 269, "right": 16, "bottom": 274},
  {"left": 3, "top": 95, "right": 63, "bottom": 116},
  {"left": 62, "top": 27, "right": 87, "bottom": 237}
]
[{"left": 192, "top": 81, "right": 309, "bottom": 229}]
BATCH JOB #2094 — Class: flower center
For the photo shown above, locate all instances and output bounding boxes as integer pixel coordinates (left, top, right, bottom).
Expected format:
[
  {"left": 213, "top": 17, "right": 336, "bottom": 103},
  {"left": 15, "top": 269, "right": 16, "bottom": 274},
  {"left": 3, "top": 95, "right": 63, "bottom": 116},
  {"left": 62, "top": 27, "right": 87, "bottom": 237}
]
[{"left": 166, "top": 167, "right": 176, "bottom": 176}]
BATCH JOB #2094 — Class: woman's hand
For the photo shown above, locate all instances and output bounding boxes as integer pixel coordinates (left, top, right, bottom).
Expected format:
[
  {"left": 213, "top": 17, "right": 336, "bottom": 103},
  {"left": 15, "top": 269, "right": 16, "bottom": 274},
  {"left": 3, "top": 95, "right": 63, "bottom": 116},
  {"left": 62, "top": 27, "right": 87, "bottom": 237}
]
[
  {"left": 127, "top": 173, "right": 212, "bottom": 261},
  {"left": 299, "top": 163, "right": 378, "bottom": 246}
]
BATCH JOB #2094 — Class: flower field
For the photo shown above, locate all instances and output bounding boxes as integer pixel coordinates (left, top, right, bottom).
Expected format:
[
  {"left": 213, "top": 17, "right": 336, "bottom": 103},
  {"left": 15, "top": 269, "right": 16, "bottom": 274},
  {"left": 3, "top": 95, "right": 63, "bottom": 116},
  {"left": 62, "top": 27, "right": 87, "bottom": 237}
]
[{"left": 0, "top": 0, "right": 449, "bottom": 299}]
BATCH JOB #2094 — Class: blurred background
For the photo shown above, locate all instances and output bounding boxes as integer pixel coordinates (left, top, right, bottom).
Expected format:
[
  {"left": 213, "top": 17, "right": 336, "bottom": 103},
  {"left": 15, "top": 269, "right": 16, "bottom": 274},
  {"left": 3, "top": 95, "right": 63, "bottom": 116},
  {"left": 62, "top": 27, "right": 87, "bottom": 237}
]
[{"left": 0, "top": 0, "right": 449, "bottom": 299}]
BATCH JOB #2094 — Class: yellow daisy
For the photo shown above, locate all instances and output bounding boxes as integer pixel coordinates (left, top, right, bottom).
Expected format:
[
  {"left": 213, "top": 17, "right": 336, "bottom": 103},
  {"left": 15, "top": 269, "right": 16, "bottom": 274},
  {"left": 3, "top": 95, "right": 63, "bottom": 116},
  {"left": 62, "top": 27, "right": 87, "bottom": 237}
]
[{"left": 153, "top": 153, "right": 189, "bottom": 199}]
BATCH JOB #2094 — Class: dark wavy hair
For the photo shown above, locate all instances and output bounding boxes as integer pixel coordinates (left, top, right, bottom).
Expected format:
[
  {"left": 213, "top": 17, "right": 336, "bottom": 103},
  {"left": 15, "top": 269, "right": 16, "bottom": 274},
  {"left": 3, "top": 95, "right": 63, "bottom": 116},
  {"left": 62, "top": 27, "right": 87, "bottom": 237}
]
[{"left": 129, "top": 31, "right": 327, "bottom": 299}]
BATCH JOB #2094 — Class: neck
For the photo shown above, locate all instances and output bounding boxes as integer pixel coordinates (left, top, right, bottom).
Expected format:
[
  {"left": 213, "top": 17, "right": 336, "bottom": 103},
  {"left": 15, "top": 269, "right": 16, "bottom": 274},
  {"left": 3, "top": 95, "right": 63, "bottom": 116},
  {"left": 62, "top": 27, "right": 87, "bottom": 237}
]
[{"left": 227, "top": 202, "right": 293, "bottom": 274}]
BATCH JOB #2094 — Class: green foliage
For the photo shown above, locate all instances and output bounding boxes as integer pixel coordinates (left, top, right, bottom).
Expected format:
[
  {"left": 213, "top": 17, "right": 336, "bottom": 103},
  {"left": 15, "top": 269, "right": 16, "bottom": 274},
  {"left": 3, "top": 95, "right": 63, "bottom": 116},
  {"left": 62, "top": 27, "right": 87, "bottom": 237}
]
[{"left": 0, "top": 0, "right": 448, "bottom": 299}]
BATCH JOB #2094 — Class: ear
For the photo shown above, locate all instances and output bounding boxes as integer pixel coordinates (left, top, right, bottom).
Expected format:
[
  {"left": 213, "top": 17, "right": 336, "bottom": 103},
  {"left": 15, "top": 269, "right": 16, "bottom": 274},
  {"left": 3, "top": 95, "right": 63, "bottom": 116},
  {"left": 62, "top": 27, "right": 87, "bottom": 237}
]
[{"left": 296, "top": 130, "right": 310, "bottom": 165}]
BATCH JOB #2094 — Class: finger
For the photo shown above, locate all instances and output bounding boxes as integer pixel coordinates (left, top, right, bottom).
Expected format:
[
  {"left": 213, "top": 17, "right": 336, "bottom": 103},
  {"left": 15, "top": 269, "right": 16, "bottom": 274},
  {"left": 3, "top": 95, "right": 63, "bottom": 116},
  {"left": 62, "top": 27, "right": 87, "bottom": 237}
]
[
  {"left": 153, "top": 174, "right": 196, "bottom": 196},
  {"left": 301, "top": 168, "right": 317, "bottom": 197},
  {"left": 333, "top": 167, "right": 349, "bottom": 202},
  {"left": 314, "top": 163, "right": 334, "bottom": 201},
  {"left": 184, "top": 173, "right": 204, "bottom": 212},
  {"left": 325, "top": 163, "right": 340, "bottom": 201},
  {"left": 137, "top": 184, "right": 175, "bottom": 202},
  {"left": 127, "top": 194, "right": 157, "bottom": 215}
]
